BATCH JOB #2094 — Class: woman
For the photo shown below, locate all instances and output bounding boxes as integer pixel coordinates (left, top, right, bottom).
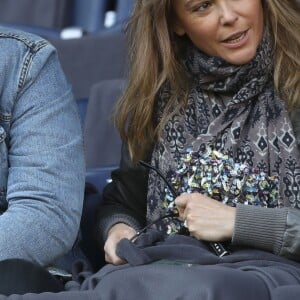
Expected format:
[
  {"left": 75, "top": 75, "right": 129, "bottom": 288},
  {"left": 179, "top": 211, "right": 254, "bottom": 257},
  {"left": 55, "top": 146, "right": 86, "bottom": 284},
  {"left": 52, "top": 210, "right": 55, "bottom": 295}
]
[
  {"left": 93, "top": 0, "right": 300, "bottom": 298},
  {"left": 99, "top": 0, "right": 300, "bottom": 264}
]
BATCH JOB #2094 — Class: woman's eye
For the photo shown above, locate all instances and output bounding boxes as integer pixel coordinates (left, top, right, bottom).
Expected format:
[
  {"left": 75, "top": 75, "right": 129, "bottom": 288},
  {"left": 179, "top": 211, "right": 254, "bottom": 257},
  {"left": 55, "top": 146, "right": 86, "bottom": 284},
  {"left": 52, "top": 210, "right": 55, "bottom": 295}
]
[{"left": 193, "top": 2, "right": 211, "bottom": 12}]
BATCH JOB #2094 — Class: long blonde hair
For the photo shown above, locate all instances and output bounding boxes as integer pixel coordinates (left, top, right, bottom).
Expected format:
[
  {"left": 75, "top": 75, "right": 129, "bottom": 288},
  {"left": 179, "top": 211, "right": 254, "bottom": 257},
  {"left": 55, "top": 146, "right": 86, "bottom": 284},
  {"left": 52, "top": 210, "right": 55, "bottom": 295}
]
[
  {"left": 115, "top": 0, "right": 300, "bottom": 162},
  {"left": 264, "top": 0, "right": 300, "bottom": 109}
]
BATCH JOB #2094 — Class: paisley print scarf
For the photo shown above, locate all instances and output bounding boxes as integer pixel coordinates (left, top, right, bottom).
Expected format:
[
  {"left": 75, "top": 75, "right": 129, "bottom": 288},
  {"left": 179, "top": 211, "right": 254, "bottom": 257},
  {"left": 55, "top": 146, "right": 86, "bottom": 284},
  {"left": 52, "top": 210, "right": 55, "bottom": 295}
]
[{"left": 147, "top": 31, "right": 300, "bottom": 233}]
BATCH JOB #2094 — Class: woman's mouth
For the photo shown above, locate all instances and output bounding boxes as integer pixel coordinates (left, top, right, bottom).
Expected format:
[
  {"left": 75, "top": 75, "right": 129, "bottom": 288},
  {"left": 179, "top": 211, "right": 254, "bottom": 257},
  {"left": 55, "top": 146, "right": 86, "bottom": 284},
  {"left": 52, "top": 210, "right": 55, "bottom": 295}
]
[
  {"left": 224, "top": 31, "right": 247, "bottom": 43},
  {"left": 221, "top": 30, "right": 249, "bottom": 48}
]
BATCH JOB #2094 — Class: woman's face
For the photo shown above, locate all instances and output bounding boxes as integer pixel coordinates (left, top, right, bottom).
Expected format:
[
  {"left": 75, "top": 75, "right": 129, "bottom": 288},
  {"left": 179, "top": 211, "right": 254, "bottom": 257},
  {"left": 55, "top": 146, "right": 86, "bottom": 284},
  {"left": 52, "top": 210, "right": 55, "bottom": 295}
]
[{"left": 172, "top": 0, "right": 264, "bottom": 65}]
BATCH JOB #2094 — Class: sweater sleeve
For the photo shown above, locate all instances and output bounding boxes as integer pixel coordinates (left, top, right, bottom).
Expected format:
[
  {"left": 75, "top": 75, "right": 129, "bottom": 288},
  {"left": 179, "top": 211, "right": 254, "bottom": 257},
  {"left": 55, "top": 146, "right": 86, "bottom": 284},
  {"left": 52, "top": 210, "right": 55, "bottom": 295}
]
[
  {"left": 96, "top": 143, "right": 149, "bottom": 245},
  {"left": 232, "top": 204, "right": 300, "bottom": 261},
  {"left": 232, "top": 204, "right": 287, "bottom": 253}
]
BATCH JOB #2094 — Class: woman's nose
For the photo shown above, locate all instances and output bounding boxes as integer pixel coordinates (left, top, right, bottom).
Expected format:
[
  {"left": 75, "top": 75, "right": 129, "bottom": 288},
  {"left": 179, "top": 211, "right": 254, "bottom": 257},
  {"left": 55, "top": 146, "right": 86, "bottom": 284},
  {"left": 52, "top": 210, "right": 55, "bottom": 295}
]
[{"left": 218, "top": 3, "right": 239, "bottom": 25}]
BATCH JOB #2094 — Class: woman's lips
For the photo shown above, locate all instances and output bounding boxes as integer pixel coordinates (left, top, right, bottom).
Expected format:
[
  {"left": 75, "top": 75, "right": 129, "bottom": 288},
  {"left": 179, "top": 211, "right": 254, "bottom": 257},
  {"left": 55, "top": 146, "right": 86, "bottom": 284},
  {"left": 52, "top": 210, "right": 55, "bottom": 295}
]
[{"left": 221, "top": 29, "right": 250, "bottom": 48}]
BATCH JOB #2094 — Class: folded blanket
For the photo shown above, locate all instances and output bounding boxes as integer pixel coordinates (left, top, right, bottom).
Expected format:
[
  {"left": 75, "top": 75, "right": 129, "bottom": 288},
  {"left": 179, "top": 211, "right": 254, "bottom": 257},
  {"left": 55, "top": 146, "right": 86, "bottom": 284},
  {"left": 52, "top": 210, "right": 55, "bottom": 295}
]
[{"left": 1, "top": 231, "right": 300, "bottom": 299}]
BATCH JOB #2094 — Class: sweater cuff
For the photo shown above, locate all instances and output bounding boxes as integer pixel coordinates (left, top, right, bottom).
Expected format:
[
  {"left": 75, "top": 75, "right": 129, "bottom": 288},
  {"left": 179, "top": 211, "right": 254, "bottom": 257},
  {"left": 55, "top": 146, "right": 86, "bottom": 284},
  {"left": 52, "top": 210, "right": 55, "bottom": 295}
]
[
  {"left": 232, "top": 204, "right": 288, "bottom": 254},
  {"left": 98, "top": 213, "right": 142, "bottom": 243}
]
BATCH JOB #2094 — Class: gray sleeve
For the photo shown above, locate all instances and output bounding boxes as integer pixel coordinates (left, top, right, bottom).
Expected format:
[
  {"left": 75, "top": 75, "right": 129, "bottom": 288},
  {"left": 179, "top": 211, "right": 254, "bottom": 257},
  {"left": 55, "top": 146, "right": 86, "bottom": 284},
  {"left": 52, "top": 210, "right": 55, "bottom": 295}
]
[
  {"left": 232, "top": 204, "right": 288, "bottom": 255},
  {"left": 232, "top": 205, "right": 300, "bottom": 261},
  {"left": 97, "top": 212, "right": 142, "bottom": 242},
  {"left": 280, "top": 209, "right": 300, "bottom": 261}
]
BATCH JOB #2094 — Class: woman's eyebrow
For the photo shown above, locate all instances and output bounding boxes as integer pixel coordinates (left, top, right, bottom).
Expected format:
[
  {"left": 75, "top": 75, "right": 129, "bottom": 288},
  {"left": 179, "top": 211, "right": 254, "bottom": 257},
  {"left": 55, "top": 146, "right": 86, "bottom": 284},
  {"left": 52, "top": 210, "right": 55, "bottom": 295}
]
[{"left": 184, "top": 0, "right": 200, "bottom": 9}]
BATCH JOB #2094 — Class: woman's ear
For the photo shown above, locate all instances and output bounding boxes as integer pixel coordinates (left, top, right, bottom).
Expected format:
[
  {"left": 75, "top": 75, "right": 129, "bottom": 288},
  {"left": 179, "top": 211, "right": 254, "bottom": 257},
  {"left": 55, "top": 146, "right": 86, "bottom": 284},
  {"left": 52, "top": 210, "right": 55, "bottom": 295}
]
[
  {"left": 171, "top": 0, "right": 186, "bottom": 36},
  {"left": 173, "top": 20, "right": 186, "bottom": 36}
]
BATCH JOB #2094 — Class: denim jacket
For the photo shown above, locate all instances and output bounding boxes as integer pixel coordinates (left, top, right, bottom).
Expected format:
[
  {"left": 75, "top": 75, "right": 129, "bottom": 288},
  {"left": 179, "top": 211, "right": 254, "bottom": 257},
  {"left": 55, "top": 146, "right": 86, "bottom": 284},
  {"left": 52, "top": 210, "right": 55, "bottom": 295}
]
[{"left": 0, "top": 26, "right": 85, "bottom": 266}]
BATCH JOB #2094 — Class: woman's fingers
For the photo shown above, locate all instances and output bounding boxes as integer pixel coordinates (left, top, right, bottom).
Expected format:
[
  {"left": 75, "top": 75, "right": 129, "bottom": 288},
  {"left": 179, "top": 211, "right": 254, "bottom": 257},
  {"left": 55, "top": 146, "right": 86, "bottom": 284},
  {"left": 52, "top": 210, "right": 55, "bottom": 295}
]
[
  {"left": 174, "top": 194, "right": 188, "bottom": 219},
  {"left": 175, "top": 193, "right": 236, "bottom": 241},
  {"left": 104, "top": 223, "right": 136, "bottom": 265},
  {"left": 104, "top": 249, "right": 125, "bottom": 265}
]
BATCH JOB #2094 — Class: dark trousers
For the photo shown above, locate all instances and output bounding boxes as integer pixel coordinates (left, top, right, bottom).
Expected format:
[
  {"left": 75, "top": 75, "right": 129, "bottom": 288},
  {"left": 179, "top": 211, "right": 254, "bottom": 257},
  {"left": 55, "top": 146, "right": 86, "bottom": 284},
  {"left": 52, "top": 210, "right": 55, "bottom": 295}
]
[{"left": 0, "top": 259, "right": 64, "bottom": 296}]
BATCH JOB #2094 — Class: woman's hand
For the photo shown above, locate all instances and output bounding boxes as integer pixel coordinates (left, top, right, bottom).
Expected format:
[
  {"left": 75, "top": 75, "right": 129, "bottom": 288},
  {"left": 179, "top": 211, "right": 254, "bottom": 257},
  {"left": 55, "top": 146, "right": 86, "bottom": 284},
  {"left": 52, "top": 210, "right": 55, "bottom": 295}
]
[
  {"left": 104, "top": 223, "right": 136, "bottom": 265},
  {"left": 175, "top": 193, "right": 236, "bottom": 242}
]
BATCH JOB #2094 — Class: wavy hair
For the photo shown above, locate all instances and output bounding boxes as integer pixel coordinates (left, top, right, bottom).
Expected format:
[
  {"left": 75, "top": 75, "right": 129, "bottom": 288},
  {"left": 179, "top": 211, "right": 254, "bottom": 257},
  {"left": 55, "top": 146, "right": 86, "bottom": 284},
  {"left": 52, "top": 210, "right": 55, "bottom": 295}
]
[
  {"left": 264, "top": 0, "right": 300, "bottom": 110},
  {"left": 114, "top": 0, "right": 300, "bottom": 162}
]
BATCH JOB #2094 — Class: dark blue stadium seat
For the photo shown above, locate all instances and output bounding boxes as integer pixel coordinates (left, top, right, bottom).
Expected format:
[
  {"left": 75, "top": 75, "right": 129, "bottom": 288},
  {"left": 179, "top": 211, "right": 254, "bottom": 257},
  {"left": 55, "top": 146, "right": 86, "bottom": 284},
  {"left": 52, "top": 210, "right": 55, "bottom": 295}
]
[
  {"left": 59, "top": 78, "right": 124, "bottom": 269},
  {"left": 76, "top": 98, "right": 89, "bottom": 126},
  {"left": 86, "top": 166, "right": 117, "bottom": 193},
  {"left": 0, "top": 0, "right": 72, "bottom": 28},
  {"left": 84, "top": 78, "right": 125, "bottom": 170},
  {"left": 50, "top": 31, "right": 127, "bottom": 100},
  {"left": 0, "top": 0, "right": 135, "bottom": 39},
  {"left": 0, "top": 0, "right": 72, "bottom": 39},
  {"left": 115, "top": 0, "right": 135, "bottom": 28},
  {"left": 71, "top": 0, "right": 109, "bottom": 34},
  {"left": 80, "top": 79, "right": 126, "bottom": 269}
]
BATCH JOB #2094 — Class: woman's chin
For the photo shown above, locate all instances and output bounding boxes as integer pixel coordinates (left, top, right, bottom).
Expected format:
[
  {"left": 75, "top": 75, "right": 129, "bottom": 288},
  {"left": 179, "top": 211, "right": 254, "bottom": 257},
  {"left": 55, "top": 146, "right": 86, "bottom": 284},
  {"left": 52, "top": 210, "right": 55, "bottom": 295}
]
[{"left": 220, "top": 48, "right": 258, "bottom": 65}]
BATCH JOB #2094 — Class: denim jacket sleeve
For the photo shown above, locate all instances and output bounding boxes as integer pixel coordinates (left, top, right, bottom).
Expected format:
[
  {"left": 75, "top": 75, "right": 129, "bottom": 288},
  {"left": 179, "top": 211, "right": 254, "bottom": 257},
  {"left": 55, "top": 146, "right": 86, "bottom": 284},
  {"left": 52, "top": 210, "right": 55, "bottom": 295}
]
[{"left": 0, "top": 29, "right": 85, "bottom": 266}]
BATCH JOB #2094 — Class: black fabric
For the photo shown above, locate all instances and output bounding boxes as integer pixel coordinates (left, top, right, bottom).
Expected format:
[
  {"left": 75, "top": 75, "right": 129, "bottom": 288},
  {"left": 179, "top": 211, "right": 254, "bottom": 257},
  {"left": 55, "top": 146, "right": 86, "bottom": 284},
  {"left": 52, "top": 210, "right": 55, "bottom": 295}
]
[
  {"left": 80, "top": 184, "right": 105, "bottom": 271},
  {"left": 96, "top": 143, "right": 150, "bottom": 244},
  {"left": 0, "top": 259, "right": 64, "bottom": 295}
]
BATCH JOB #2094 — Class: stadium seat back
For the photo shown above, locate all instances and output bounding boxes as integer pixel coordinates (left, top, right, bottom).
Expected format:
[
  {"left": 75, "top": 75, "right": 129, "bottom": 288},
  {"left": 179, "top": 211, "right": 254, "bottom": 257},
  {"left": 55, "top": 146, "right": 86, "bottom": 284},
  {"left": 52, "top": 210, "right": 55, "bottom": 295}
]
[{"left": 84, "top": 78, "right": 125, "bottom": 169}]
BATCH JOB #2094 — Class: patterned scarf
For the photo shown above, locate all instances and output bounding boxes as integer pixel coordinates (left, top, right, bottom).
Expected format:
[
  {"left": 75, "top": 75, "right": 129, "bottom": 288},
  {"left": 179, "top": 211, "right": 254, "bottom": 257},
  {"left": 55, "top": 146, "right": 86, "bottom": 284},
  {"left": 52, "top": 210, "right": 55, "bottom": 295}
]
[{"left": 147, "top": 31, "right": 300, "bottom": 233}]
